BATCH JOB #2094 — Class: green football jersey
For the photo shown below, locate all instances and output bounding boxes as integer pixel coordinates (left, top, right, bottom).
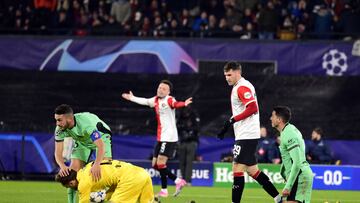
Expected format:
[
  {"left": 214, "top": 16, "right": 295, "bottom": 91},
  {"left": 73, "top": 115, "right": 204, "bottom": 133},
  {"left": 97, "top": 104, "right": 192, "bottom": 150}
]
[
  {"left": 279, "top": 123, "right": 311, "bottom": 190},
  {"left": 55, "top": 112, "right": 111, "bottom": 149}
]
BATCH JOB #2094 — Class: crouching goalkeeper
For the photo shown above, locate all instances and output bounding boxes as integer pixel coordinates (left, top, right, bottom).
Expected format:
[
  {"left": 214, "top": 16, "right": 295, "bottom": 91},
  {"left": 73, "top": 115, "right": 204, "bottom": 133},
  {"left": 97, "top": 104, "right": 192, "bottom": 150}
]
[{"left": 56, "top": 160, "right": 155, "bottom": 203}]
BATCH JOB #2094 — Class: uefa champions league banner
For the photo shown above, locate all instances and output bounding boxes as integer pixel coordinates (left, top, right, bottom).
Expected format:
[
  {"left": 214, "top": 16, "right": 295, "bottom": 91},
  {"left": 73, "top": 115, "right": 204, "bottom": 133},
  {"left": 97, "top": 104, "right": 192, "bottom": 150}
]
[
  {"left": 0, "top": 133, "right": 56, "bottom": 173},
  {"left": 129, "top": 160, "right": 213, "bottom": 187},
  {"left": 0, "top": 37, "right": 360, "bottom": 76}
]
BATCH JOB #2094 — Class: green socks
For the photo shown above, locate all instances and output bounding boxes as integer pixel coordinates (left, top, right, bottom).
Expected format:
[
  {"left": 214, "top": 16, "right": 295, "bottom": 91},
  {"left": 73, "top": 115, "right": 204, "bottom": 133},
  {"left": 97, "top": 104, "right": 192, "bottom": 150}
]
[{"left": 67, "top": 188, "right": 77, "bottom": 203}]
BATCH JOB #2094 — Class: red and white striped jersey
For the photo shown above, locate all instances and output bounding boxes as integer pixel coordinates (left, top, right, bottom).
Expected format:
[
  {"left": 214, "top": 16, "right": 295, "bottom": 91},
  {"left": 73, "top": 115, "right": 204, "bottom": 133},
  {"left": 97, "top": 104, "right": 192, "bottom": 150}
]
[
  {"left": 131, "top": 95, "right": 185, "bottom": 142},
  {"left": 231, "top": 78, "right": 260, "bottom": 140}
]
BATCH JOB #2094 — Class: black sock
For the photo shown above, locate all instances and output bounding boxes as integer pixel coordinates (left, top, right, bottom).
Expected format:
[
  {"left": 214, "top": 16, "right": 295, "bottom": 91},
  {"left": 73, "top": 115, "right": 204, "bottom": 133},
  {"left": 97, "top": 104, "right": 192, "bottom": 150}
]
[
  {"left": 232, "top": 172, "right": 245, "bottom": 203},
  {"left": 254, "top": 171, "right": 279, "bottom": 198},
  {"left": 158, "top": 167, "right": 168, "bottom": 189},
  {"left": 166, "top": 168, "right": 177, "bottom": 181}
]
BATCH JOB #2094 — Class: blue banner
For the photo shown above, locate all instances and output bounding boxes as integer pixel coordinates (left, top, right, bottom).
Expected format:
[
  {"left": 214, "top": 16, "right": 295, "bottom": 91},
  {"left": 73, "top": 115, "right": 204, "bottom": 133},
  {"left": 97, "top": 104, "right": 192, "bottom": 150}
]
[
  {"left": 0, "top": 133, "right": 55, "bottom": 173},
  {"left": 130, "top": 160, "right": 213, "bottom": 186},
  {"left": 1, "top": 37, "right": 360, "bottom": 75},
  {"left": 311, "top": 165, "right": 360, "bottom": 190}
]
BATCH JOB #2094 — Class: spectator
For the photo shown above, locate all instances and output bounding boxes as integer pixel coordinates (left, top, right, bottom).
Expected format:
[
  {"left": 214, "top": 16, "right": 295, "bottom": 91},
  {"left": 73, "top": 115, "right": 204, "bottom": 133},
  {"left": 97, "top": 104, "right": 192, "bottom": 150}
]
[
  {"left": 131, "top": 11, "right": 143, "bottom": 35},
  {"left": 215, "top": 17, "right": 233, "bottom": 37},
  {"left": 152, "top": 16, "right": 166, "bottom": 37},
  {"left": 306, "top": 127, "right": 333, "bottom": 164},
  {"left": 54, "top": 9, "right": 72, "bottom": 35},
  {"left": 240, "top": 22, "right": 256, "bottom": 39},
  {"left": 164, "top": 11, "right": 175, "bottom": 29},
  {"left": 257, "top": 1, "right": 279, "bottom": 39},
  {"left": 224, "top": 7, "right": 242, "bottom": 32},
  {"left": 102, "top": 16, "right": 122, "bottom": 35},
  {"left": 296, "top": 22, "right": 307, "bottom": 39},
  {"left": 110, "top": 0, "right": 131, "bottom": 25},
  {"left": 179, "top": 8, "right": 193, "bottom": 37},
  {"left": 74, "top": 10, "right": 90, "bottom": 36},
  {"left": 192, "top": 11, "right": 208, "bottom": 31},
  {"left": 167, "top": 19, "right": 180, "bottom": 37},
  {"left": 138, "top": 16, "right": 151, "bottom": 36},
  {"left": 256, "top": 126, "right": 280, "bottom": 164},
  {"left": 177, "top": 107, "right": 200, "bottom": 186},
  {"left": 205, "top": 14, "right": 217, "bottom": 37},
  {"left": 313, "top": 5, "right": 334, "bottom": 39},
  {"left": 336, "top": 3, "right": 360, "bottom": 39},
  {"left": 240, "top": 8, "right": 255, "bottom": 27},
  {"left": 33, "top": 0, "right": 57, "bottom": 29}
]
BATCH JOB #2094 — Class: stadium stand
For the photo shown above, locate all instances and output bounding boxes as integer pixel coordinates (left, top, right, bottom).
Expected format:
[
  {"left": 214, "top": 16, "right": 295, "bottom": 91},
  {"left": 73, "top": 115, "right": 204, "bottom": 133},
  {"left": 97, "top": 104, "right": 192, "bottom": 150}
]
[{"left": 0, "top": 0, "right": 359, "bottom": 39}]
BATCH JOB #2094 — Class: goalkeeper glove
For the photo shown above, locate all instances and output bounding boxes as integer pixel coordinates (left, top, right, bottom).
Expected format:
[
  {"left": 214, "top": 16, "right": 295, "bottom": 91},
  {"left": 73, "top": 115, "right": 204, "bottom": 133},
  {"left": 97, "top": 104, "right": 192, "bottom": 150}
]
[{"left": 217, "top": 118, "right": 235, "bottom": 140}]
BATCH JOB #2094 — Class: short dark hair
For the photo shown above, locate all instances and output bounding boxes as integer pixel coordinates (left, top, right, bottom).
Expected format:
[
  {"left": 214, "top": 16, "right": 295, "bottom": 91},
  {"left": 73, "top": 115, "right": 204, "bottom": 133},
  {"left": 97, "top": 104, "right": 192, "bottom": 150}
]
[
  {"left": 313, "top": 127, "right": 323, "bottom": 136},
  {"left": 55, "top": 104, "right": 73, "bottom": 115},
  {"left": 273, "top": 106, "right": 292, "bottom": 123},
  {"left": 224, "top": 61, "right": 242, "bottom": 72},
  {"left": 55, "top": 169, "right": 77, "bottom": 186},
  {"left": 160, "top": 80, "right": 173, "bottom": 92}
]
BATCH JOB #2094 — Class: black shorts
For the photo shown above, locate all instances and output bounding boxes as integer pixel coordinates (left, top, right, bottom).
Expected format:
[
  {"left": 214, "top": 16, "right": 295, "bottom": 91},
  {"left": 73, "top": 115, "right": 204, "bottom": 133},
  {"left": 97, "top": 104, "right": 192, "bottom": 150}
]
[
  {"left": 233, "top": 139, "right": 259, "bottom": 165},
  {"left": 287, "top": 171, "right": 302, "bottom": 203},
  {"left": 153, "top": 141, "right": 177, "bottom": 158}
]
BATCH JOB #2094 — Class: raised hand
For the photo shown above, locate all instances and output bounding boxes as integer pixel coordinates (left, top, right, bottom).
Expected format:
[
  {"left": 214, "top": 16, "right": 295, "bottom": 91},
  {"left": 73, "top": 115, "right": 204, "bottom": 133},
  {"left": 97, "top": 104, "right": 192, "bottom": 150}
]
[
  {"left": 185, "top": 97, "right": 193, "bottom": 106},
  {"left": 122, "top": 91, "right": 134, "bottom": 101}
]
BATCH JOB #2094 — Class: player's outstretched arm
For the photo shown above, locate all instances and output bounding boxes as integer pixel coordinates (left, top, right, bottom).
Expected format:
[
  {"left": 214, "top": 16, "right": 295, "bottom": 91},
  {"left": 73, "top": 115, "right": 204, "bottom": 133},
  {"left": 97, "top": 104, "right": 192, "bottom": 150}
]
[
  {"left": 121, "top": 91, "right": 153, "bottom": 106},
  {"left": 185, "top": 97, "right": 193, "bottom": 106},
  {"left": 121, "top": 91, "right": 134, "bottom": 101}
]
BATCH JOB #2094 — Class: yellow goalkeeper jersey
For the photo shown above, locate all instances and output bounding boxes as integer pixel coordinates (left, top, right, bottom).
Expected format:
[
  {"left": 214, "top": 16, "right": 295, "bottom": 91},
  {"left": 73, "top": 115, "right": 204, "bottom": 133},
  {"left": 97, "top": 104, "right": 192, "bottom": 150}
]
[{"left": 77, "top": 160, "right": 147, "bottom": 203}]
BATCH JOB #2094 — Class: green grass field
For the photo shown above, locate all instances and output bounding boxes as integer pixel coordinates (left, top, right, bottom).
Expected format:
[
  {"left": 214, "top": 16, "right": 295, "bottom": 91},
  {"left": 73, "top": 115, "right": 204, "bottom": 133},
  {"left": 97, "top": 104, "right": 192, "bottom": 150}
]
[{"left": 0, "top": 181, "right": 359, "bottom": 203}]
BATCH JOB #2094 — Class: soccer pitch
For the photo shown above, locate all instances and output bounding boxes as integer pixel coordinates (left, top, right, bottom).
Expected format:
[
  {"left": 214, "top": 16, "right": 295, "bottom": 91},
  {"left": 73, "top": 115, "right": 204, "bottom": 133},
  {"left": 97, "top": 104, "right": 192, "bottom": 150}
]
[{"left": 0, "top": 181, "right": 359, "bottom": 203}]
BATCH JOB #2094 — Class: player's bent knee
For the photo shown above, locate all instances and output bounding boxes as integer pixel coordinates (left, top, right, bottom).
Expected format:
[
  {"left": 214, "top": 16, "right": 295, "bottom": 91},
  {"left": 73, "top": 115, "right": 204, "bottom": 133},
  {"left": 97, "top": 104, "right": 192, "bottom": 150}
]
[
  {"left": 232, "top": 163, "right": 246, "bottom": 173},
  {"left": 156, "top": 156, "right": 168, "bottom": 164}
]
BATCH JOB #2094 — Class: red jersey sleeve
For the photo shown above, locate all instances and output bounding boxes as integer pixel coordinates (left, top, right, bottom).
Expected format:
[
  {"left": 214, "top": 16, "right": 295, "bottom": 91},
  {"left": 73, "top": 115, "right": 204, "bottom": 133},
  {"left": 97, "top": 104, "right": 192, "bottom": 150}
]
[
  {"left": 237, "top": 86, "right": 255, "bottom": 105},
  {"left": 167, "top": 97, "right": 185, "bottom": 109},
  {"left": 232, "top": 86, "right": 258, "bottom": 122}
]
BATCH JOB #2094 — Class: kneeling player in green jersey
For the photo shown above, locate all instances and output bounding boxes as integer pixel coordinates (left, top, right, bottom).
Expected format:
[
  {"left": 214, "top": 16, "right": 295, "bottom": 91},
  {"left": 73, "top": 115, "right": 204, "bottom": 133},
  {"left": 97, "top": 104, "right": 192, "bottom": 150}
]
[
  {"left": 270, "top": 106, "right": 313, "bottom": 203},
  {"left": 54, "top": 104, "right": 113, "bottom": 203}
]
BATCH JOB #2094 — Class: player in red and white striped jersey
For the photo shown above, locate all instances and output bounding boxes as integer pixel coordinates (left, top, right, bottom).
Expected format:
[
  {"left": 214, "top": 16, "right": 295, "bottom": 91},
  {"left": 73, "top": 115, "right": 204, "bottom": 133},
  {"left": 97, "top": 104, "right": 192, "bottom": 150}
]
[
  {"left": 218, "top": 62, "right": 281, "bottom": 203},
  {"left": 122, "top": 80, "right": 192, "bottom": 198}
]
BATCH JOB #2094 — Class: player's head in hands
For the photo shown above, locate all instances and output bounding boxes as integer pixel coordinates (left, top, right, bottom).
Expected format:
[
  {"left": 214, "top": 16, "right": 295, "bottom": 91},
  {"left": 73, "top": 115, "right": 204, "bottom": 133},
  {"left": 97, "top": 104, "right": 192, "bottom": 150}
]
[
  {"left": 54, "top": 104, "right": 75, "bottom": 130},
  {"left": 55, "top": 169, "right": 78, "bottom": 190}
]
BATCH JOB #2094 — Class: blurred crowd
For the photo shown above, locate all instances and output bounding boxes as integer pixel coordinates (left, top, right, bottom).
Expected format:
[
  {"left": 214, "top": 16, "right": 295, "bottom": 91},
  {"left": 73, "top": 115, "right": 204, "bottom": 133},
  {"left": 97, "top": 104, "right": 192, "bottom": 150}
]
[
  {"left": 0, "top": 0, "right": 359, "bottom": 40},
  {"left": 254, "top": 126, "right": 335, "bottom": 165},
  {"left": 221, "top": 126, "right": 336, "bottom": 165}
]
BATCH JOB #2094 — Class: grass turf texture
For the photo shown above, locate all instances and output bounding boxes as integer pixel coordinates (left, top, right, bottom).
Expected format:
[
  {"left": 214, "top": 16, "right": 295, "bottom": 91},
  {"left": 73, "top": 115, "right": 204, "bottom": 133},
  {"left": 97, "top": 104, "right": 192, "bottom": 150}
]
[{"left": 0, "top": 181, "right": 359, "bottom": 203}]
